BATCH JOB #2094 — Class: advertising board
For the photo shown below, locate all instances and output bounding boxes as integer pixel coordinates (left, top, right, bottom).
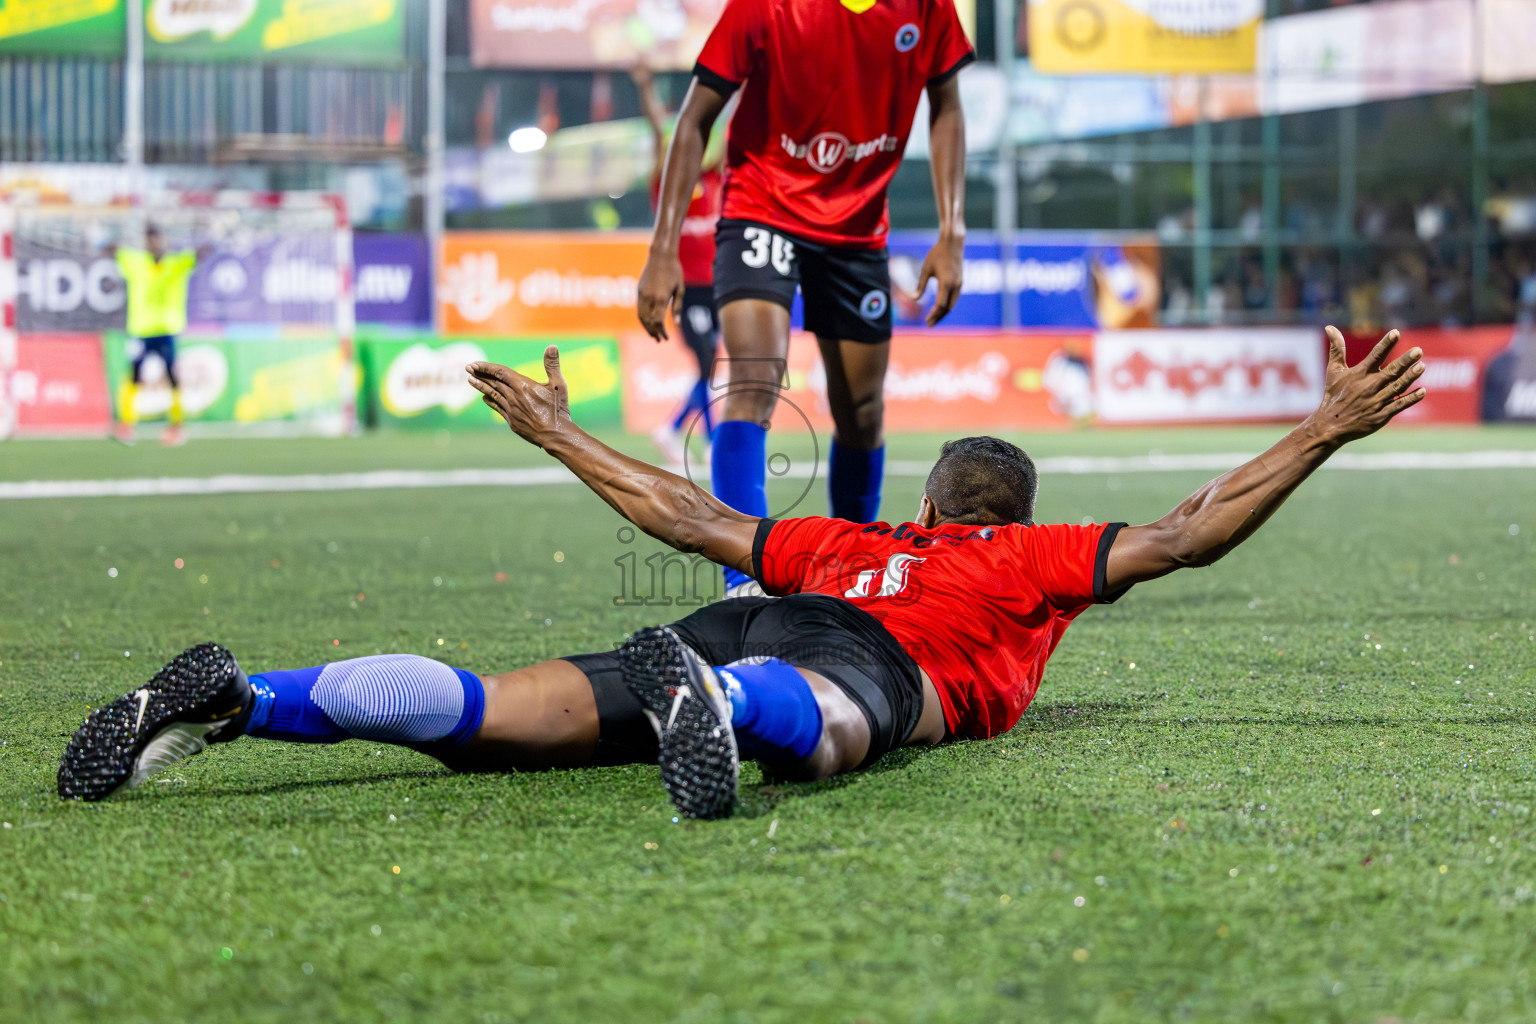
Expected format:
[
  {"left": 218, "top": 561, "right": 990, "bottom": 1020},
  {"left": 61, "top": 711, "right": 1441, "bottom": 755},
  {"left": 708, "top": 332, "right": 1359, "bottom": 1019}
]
[
  {"left": 439, "top": 232, "right": 649, "bottom": 337},
  {"left": 12, "top": 333, "right": 113, "bottom": 435},
  {"left": 621, "top": 330, "right": 1095, "bottom": 435},
  {"left": 359, "top": 335, "right": 622, "bottom": 429},
  {"left": 1092, "top": 328, "right": 1324, "bottom": 424}
]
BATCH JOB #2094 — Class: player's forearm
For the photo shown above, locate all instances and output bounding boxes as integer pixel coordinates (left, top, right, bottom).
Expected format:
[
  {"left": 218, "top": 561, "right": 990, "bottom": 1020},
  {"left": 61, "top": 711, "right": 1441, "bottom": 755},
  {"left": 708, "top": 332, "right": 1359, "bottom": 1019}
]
[
  {"left": 649, "top": 87, "right": 717, "bottom": 256},
  {"left": 539, "top": 424, "right": 754, "bottom": 566},
  {"left": 1156, "top": 420, "right": 1339, "bottom": 567},
  {"left": 635, "top": 79, "right": 669, "bottom": 139},
  {"left": 927, "top": 83, "right": 966, "bottom": 240}
]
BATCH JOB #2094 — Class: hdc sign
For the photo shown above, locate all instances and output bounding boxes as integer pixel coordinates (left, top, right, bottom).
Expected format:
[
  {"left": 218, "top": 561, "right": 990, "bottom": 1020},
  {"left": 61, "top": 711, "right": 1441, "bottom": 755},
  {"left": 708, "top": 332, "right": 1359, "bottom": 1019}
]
[{"left": 15, "top": 244, "right": 126, "bottom": 333}]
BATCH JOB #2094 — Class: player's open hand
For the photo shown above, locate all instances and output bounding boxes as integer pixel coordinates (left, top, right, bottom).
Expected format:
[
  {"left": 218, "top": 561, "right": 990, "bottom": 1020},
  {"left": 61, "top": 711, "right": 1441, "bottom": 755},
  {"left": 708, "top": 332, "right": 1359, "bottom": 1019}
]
[
  {"left": 466, "top": 348, "right": 571, "bottom": 446},
  {"left": 636, "top": 251, "right": 685, "bottom": 342},
  {"left": 1309, "top": 326, "right": 1426, "bottom": 445},
  {"left": 915, "top": 234, "right": 964, "bottom": 327}
]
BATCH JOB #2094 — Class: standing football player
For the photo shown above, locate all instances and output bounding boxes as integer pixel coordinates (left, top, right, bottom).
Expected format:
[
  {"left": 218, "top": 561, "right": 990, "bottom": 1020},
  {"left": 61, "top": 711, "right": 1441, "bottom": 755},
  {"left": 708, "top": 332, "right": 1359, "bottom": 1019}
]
[
  {"left": 106, "top": 223, "right": 202, "bottom": 446},
  {"left": 636, "top": 0, "right": 972, "bottom": 594},
  {"left": 632, "top": 63, "right": 727, "bottom": 465}
]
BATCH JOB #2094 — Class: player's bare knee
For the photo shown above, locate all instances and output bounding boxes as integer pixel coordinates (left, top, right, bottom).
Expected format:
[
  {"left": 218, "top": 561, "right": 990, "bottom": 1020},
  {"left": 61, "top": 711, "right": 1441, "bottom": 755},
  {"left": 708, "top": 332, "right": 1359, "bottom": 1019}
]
[
  {"left": 761, "top": 735, "right": 845, "bottom": 782},
  {"left": 832, "top": 395, "right": 884, "bottom": 449},
  {"left": 852, "top": 395, "right": 884, "bottom": 444},
  {"left": 721, "top": 388, "right": 778, "bottom": 427}
]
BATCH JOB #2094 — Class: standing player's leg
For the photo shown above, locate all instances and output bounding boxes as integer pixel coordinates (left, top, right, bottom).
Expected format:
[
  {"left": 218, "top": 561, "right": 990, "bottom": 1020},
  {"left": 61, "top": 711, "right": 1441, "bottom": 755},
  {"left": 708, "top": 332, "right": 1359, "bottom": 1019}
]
[
  {"left": 116, "top": 337, "right": 147, "bottom": 443},
  {"left": 709, "top": 221, "right": 801, "bottom": 591},
  {"left": 818, "top": 337, "right": 889, "bottom": 523},
  {"left": 159, "top": 336, "right": 185, "bottom": 445},
  {"left": 678, "top": 286, "right": 719, "bottom": 437},
  {"left": 801, "top": 246, "right": 893, "bottom": 523},
  {"left": 653, "top": 286, "right": 719, "bottom": 463}
]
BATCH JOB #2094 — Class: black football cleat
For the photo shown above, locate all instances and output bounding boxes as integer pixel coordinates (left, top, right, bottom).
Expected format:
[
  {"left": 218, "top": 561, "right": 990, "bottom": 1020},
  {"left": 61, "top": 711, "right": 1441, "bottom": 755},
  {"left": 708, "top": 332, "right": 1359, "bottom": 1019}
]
[
  {"left": 58, "top": 643, "right": 252, "bottom": 802},
  {"left": 620, "top": 626, "right": 738, "bottom": 820}
]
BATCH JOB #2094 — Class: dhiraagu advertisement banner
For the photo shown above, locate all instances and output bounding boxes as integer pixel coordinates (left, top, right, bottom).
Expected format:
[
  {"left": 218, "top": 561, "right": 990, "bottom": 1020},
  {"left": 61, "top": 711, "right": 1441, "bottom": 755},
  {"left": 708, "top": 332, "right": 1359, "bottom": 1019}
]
[
  {"left": 1027, "top": 0, "right": 1261, "bottom": 74},
  {"left": 146, "top": 0, "right": 402, "bottom": 62},
  {"left": 0, "top": 0, "right": 124, "bottom": 56},
  {"left": 358, "top": 335, "right": 622, "bottom": 430},
  {"left": 104, "top": 333, "right": 350, "bottom": 425}
]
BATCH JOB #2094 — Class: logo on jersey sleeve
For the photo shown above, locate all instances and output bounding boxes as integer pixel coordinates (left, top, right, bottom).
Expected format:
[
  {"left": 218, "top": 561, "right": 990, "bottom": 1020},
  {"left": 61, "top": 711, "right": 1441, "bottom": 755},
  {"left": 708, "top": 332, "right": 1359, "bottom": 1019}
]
[
  {"left": 845, "top": 552, "right": 925, "bottom": 599},
  {"left": 859, "top": 289, "right": 888, "bottom": 320},
  {"left": 895, "top": 23, "right": 920, "bottom": 52}
]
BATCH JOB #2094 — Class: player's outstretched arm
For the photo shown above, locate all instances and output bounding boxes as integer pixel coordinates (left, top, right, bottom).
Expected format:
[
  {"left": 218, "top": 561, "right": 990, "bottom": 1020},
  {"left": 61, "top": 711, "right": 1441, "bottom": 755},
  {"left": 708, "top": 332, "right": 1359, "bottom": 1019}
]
[
  {"left": 635, "top": 79, "right": 729, "bottom": 342},
  {"left": 630, "top": 64, "right": 669, "bottom": 148},
  {"left": 917, "top": 75, "right": 966, "bottom": 327},
  {"left": 1104, "top": 327, "right": 1426, "bottom": 591},
  {"left": 467, "top": 350, "right": 759, "bottom": 576}
]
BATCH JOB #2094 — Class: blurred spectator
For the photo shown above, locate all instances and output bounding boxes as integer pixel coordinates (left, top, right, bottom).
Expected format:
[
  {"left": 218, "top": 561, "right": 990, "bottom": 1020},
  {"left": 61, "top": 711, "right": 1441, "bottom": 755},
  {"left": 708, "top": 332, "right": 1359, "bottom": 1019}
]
[{"left": 1156, "top": 180, "right": 1536, "bottom": 328}]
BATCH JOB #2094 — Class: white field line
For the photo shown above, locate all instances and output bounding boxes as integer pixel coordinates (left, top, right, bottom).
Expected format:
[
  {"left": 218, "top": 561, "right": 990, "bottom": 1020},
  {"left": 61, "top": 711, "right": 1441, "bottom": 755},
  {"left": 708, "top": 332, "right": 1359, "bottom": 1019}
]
[{"left": 2, "top": 450, "right": 1535, "bottom": 501}]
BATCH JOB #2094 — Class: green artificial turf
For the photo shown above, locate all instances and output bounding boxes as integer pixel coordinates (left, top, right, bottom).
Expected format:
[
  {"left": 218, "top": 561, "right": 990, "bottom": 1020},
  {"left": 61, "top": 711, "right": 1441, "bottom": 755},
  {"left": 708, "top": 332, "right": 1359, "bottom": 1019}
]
[{"left": 1, "top": 426, "right": 1535, "bottom": 1023}]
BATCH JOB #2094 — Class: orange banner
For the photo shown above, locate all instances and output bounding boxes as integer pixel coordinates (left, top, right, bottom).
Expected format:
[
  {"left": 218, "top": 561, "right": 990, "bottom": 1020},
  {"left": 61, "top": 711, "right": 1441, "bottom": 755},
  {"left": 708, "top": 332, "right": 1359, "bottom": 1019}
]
[
  {"left": 622, "top": 330, "right": 1095, "bottom": 434},
  {"left": 439, "top": 232, "right": 650, "bottom": 337}
]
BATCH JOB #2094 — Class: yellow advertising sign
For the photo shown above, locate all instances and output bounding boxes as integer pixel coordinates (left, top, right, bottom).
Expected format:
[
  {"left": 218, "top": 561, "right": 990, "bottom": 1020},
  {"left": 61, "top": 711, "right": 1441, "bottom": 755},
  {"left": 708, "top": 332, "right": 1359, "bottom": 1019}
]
[
  {"left": 1028, "top": 0, "right": 1261, "bottom": 75},
  {"left": 0, "top": 0, "right": 123, "bottom": 55},
  {"left": 0, "top": 0, "right": 114, "bottom": 36}
]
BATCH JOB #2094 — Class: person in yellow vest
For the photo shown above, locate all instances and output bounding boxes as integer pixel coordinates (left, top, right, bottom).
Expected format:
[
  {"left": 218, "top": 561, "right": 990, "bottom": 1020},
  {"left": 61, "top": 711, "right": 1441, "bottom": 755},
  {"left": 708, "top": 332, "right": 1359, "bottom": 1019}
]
[{"left": 109, "top": 224, "right": 201, "bottom": 446}]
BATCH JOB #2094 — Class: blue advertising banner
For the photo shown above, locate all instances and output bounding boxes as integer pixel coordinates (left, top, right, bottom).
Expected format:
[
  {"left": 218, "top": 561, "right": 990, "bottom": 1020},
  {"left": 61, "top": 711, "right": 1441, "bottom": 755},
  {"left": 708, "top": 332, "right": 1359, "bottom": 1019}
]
[
  {"left": 353, "top": 233, "right": 431, "bottom": 327},
  {"left": 875, "top": 231, "right": 1162, "bottom": 330},
  {"left": 188, "top": 235, "right": 339, "bottom": 327}
]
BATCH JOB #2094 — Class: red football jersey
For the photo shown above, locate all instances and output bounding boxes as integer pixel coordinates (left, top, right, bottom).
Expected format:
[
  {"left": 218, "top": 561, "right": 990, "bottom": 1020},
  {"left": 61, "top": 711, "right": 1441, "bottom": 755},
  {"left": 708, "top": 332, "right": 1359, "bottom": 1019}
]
[
  {"left": 755, "top": 517, "right": 1126, "bottom": 738},
  {"left": 651, "top": 166, "right": 724, "bottom": 286},
  {"left": 694, "top": 0, "right": 974, "bottom": 249}
]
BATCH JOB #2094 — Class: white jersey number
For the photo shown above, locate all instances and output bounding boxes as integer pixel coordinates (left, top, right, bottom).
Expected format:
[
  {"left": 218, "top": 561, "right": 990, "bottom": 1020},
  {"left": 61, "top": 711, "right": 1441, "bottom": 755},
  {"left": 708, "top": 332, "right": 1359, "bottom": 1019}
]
[
  {"left": 741, "top": 227, "right": 795, "bottom": 276},
  {"left": 844, "top": 552, "right": 925, "bottom": 599}
]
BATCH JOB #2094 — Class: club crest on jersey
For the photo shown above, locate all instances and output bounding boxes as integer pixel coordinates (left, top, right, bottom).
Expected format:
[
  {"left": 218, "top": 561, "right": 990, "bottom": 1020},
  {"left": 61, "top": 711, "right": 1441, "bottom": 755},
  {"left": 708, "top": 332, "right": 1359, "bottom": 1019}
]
[
  {"left": 859, "top": 289, "right": 888, "bottom": 320},
  {"left": 895, "top": 23, "right": 920, "bottom": 51},
  {"left": 781, "top": 131, "right": 899, "bottom": 174}
]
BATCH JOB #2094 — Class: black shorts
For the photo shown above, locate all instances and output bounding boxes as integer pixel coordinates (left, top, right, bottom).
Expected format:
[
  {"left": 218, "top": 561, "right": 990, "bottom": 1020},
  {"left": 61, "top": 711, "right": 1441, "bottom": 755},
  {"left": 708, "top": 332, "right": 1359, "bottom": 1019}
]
[
  {"left": 565, "top": 593, "right": 924, "bottom": 769},
  {"left": 678, "top": 284, "right": 718, "bottom": 376},
  {"left": 712, "top": 219, "right": 892, "bottom": 344},
  {"left": 129, "top": 335, "right": 178, "bottom": 386}
]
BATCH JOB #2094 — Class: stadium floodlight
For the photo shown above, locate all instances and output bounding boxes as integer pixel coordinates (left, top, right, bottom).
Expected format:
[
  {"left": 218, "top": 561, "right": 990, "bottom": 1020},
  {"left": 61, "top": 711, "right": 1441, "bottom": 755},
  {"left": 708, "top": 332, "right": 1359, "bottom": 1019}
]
[{"left": 507, "top": 127, "right": 548, "bottom": 153}]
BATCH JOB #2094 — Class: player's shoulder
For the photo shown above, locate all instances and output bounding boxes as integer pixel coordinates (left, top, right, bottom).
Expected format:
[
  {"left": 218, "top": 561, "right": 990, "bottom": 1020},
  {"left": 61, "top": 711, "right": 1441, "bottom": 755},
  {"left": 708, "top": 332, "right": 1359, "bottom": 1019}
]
[{"left": 773, "top": 515, "right": 864, "bottom": 537}]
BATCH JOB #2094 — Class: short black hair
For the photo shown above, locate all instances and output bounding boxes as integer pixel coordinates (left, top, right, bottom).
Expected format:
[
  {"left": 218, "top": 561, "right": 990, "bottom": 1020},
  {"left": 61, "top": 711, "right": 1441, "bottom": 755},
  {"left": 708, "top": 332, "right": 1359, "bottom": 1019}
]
[
  {"left": 145, "top": 223, "right": 163, "bottom": 237},
  {"left": 924, "top": 436, "right": 1038, "bottom": 526}
]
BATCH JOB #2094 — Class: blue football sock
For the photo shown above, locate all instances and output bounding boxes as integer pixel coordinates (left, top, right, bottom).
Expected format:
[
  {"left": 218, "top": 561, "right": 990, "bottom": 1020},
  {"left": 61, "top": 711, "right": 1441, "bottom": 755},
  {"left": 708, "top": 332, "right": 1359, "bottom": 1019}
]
[
  {"left": 244, "top": 654, "right": 484, "bottom": 747},
  {"left": 711, "top": 420, "right": 768, "bottom": 590},
  {"left": 717, "top": 658, "right": 823, "bottom": 761},
  {"left": 828, "top": 440, "right": 885, "bottom": 523}
]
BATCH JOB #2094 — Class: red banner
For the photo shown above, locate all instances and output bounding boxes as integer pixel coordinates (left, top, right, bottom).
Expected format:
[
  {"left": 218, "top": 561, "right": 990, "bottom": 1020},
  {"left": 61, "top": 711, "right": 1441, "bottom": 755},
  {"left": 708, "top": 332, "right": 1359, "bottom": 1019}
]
[
  {"left": 13, "top": 334, "right": 112, "bottom": 435},
  {"left": 621, "top": 330, "right": 1094, "bottom": 434},
  {"left": 1343, "top": 326, "right": 1522, "bottom": 425}
]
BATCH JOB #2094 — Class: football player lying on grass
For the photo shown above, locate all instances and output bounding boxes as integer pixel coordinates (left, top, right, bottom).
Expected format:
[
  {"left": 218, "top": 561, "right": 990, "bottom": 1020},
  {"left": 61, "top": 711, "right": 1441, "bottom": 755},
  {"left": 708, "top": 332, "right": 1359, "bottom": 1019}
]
[{"left": 59, "top": 329, "right": 1425, "bottom": 819}]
